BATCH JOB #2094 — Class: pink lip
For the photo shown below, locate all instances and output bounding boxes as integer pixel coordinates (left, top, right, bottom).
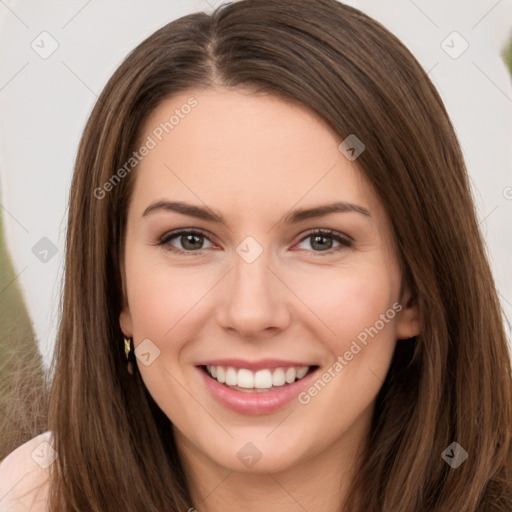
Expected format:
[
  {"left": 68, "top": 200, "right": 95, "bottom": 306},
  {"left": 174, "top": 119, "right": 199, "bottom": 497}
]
[
  {"left": 197, "top": 365, "right": 319, "bottom": 415},
  {"left": 195, "top": 358, "right": 313, "bottom": 371}
]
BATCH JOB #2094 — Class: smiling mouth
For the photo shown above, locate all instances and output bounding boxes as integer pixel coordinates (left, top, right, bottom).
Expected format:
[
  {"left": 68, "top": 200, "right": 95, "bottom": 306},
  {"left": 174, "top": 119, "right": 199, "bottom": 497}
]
[{"left": 200, "top": 364, "right": 318, "bottom": 393}]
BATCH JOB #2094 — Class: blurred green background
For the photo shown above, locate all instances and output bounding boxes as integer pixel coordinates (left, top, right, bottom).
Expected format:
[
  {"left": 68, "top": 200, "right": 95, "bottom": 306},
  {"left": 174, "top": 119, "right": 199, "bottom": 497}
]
[
  {"left": 0, "top": 179, "right": 47, "bottom": 460},
  {"left": 505, "top": 36, "right": 512, "bottom": 74}
]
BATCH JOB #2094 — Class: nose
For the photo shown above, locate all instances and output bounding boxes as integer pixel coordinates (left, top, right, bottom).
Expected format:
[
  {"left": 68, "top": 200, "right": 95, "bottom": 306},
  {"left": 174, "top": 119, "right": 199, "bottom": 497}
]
[{"left": 216, "top": 243, "right": 292, "bottom": 339}]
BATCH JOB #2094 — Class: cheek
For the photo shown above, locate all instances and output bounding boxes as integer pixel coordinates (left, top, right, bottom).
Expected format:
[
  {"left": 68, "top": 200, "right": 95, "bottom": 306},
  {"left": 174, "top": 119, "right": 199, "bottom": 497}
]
[
  {"left": 295, "top": 265, "right": 400, "bottom": 424},
  {"left": 122, "top": 253, "right": 207, "bottom": 415},
  {"left": 128, "top": 280, "right": 206, "bottom": 354},
  {"left": 292, "top": 260, "right": 399, "bottom": 348},
  {"left": 123, "top": 250, "right": 223, "bottom": 376}
]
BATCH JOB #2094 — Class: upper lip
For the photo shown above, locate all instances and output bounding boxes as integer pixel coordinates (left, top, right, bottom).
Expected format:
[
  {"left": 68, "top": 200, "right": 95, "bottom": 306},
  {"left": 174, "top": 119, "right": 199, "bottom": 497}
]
[{"left": 196, "top": 358, "right": 316, "bottom": 371}]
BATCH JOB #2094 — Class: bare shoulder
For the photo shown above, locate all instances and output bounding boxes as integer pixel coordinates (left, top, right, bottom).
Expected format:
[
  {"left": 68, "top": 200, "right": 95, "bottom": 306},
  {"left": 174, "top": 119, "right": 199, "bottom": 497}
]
[{"left": 0, "top": 431, "right": 54, "bottom": 512}]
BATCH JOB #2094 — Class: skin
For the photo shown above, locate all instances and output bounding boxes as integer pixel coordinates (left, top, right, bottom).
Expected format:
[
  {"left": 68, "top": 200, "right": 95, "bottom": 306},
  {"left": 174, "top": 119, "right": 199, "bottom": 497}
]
[{"left": 119, "top": 87, "right": 420, "bottom": 512}]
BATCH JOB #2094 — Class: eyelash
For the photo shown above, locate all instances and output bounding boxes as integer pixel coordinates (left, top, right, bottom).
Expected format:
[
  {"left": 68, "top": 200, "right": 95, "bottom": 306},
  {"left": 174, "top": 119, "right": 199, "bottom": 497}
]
[{"left": 155, "top": 228, "right": 352, "bottom": 256}]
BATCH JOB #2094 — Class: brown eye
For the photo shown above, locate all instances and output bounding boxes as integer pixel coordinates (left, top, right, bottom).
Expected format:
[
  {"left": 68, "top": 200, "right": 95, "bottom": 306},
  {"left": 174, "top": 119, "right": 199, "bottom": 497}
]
[
  {"left": 295, "top": 229, "right": 352, "bottom": 254},
  {"left": 158, "top": 229, "right": 214, "bottom": 254}
]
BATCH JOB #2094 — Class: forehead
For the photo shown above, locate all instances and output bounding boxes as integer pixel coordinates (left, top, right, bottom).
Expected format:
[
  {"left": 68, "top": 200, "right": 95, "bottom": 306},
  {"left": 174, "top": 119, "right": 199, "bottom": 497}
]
[{"left": 129, "top": 87, "right": 379, "bottom": 222}]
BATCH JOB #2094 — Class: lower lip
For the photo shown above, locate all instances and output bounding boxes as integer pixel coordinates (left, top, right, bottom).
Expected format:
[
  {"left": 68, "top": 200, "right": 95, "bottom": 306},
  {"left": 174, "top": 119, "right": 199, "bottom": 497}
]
[{"left": 198, "top": 366, "right": 318, "bottom": 415}]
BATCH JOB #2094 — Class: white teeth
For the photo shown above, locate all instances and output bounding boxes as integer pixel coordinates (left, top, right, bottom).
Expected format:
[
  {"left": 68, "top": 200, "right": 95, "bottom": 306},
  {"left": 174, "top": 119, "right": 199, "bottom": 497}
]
[
  {"left": 296, "top": 366, "right": 308, "bottom": 379},
  {"left": 216, "top": 366, "right": 226, "bottom": 383},
  {"left": 205, "top": 365, "right": 311, "bottom": 389},
  {"left": 272, "top": 368, "right": 285, "bottom": 386},
  {"left": 237, "top": 369, "right": 254, "bottom": 388},
  {"left": 285, "top": 367, "right": 296, "bottom": 384},
  {"left": 254, "top": 369, "right": 273, "bottom": 388},
  {"left": 225, "top": 367, "right": 237, "bottom": 386}
]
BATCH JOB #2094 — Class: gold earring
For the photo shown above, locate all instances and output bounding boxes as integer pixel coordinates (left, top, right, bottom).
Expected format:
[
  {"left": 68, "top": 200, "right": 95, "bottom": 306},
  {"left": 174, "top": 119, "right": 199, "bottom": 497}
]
[{"left": 124, "top": 337, "right": 134, "bottom": 375}]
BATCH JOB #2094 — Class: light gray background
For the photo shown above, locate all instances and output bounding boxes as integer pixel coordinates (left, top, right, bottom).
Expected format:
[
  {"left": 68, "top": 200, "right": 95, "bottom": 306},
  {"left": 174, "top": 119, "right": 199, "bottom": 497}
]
[{"left": 0, "top": 0, "right": 511, "bottom": 370}]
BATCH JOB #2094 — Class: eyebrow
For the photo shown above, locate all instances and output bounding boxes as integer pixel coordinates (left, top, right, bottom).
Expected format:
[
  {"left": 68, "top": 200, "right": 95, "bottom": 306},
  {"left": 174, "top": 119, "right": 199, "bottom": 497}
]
[{"left": 142, "top": 200, "right": 371, "bottom": 224}]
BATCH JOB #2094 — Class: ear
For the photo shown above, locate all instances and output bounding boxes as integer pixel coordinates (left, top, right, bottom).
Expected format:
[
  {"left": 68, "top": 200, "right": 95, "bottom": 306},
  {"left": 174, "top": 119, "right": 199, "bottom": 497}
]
[
  {"left": 119, "top": 300, "right": 133, "bottom": 338},
  {"left": 395, "top": 285, "right": 420, "bottom": 339},
  {"left": 119, "top": 261, "right": 133, "bottom": 337}
]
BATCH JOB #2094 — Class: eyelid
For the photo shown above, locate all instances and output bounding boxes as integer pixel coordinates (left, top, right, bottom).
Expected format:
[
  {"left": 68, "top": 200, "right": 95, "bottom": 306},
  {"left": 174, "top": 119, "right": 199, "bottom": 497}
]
[{"left": 298, "top": 227, "right": 353, "bottom": 243}]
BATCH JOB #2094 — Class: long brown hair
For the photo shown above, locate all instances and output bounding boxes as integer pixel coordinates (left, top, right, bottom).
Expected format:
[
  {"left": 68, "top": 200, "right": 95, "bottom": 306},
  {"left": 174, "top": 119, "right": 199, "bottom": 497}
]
[{"left": 41, "top": 0, "right": 512, "bottom": 510}]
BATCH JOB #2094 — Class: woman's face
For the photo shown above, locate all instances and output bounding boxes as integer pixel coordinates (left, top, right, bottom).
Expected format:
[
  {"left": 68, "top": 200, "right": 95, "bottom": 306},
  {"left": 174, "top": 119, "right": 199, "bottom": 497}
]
[{"left": 119, "top": 87, "right": 419, "bottom": 474}]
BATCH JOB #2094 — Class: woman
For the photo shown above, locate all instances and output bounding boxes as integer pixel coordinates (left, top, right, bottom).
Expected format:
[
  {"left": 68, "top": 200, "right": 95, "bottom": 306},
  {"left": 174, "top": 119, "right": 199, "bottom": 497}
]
[{"left": 1, "top": 0, "right": 511, "bottom": 510}]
